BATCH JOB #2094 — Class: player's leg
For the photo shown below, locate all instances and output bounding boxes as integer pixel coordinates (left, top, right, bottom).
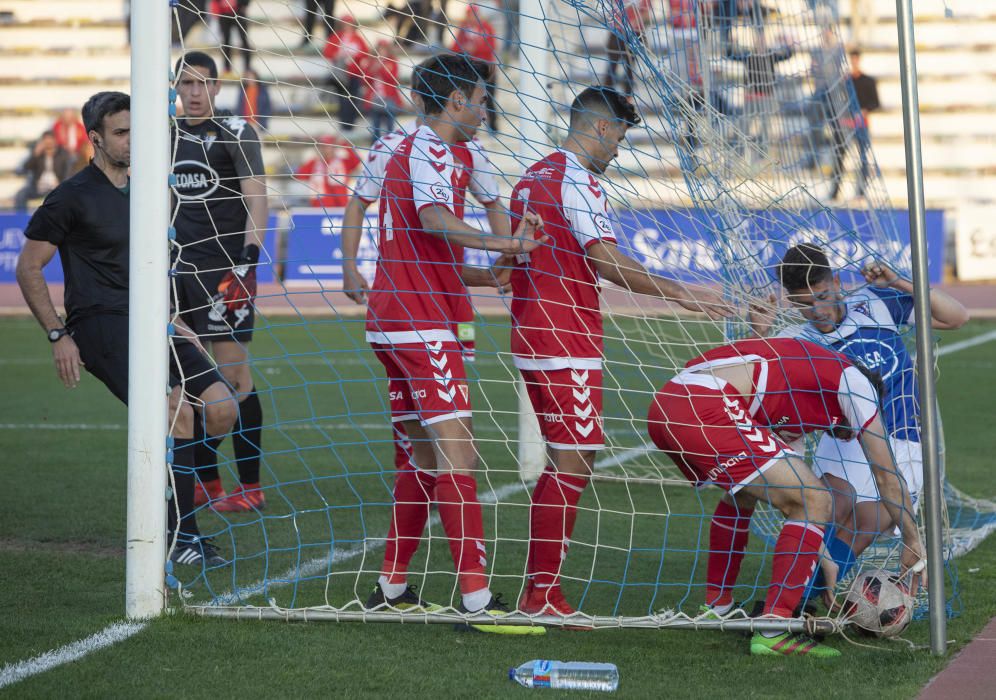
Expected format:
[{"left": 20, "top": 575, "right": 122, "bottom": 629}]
[
  {"left": 368, "top": 347, "right": 440, "bottom": 609},
  {"left": 212, "top": 338, "right": 265, "bottom": 509},
  {"left": 704, "top": 489, "right": 757, "bottom": 613},
  {"left": 519, "top": 367, "right": 603, "bottom": 619}
]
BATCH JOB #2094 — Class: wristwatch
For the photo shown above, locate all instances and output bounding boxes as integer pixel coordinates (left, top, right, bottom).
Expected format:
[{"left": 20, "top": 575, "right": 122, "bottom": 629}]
[{"left": 47, "top": 327, "right": 69, "bottom": 343}]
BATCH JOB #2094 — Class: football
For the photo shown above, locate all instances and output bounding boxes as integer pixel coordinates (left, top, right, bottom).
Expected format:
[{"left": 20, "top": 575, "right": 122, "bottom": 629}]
[{"left": 842, "top": 569, "right": 914, "bottom": 638}]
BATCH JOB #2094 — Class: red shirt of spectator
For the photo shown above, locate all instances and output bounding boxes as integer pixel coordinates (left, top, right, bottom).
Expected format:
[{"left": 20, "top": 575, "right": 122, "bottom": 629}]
[
  {"left": 209, "top": 0, "right": 238, "bottom": 15},
  {"left": 451, "top": 5, "right": 498, "bottom": 65},
  {"left": 323, "top": 16, "right": 371, "bottom": 77},
  {"left": 361, "top": 42, "right": 402, "bottom": 107},
  {"left": 610, "top": 0, "right": 653, "bottom": 33},
  {"left": 52, "top": 109, "right": 88, "bottom": 155},
  {"left": 294, "top": 136, "right": 361, "bottom": 208}
]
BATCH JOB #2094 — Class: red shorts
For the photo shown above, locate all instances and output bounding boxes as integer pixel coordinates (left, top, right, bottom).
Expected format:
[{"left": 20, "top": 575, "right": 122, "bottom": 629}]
[
  {"left": 372, "top": 341, "right": 472, "bottom": 426},
  {"left": 521, "top": 367, "right": 604, "bottom": 450},
  {"left": 646, "top": 373, "right": 792, "bottom": 492}
]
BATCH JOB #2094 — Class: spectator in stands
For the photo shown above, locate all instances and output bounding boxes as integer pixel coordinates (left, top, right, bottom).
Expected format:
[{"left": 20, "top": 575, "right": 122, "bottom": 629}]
[
  {"left": 14, "top": 132, "right": 74, "bottom": 212},
  {"left": 361, "top": 40, "right": 403, "bottom": 140},
  {"left": 52, "top": 108, "right": 88, "bottom": 157},
  {"left": 451, "top": 4, "right": 499, "bottom": 132},
  {"left": 213, "top": 0, "right": 253, "bottom": 73},
  {"left": 238, "top": 68, "right": 272, "bottom": 131},
  {"left": 807, "top": 22, "right": 846, "bottom": 174},
  {"left": 294, "top": 135, "right": 361, "bottom": 208},
  {"left": 386, "top": 0, "right": 451, "bottom": 47},
  {"left": 828, "top": 48, "right": 881, "bottom": 202},
  {"left": 173, "top": 0, "right": 208, "bottom": 46},
  {"left": 298, "top": 0, "right": 337, "bottom": 49},
  {"left": 323, "top": 16, "right": 371, "bottom": 133},
  {"left": 603, "top": 0, "right": 652, "bottom": 97}
]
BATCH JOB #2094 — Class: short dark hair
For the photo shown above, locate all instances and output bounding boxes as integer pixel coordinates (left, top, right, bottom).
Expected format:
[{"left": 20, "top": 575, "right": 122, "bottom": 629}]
[
  {"left": 412, "top": 54, "right": 489, "bottom": 115},
  {"left": 569, "top": 86, "right": 641, "bottom": 129},
  {"left": 848, "top": 47, "right": 862, "bottom": 58},
  {"left": 82, "top": 91, "right": 130, "bottom": 134},
  {"left": 778, "top": 243, "right": 833, "bottom": 292},
  {"left": 175, "top": 51, "right": 218, "bottom": 81},
  {"left": 853, "top": 362, "right": 885, "bottom": 406}
]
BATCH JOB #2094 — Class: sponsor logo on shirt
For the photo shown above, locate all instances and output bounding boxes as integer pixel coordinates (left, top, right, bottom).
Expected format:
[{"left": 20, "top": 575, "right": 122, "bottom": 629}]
[
  {"left": 593, "top": 213, "right": 613, "bottom": 237},
  {"left": 430, "top": 184, "right": 448, "bottom": 201},
  {"left": 222, "top": 115, "right": 248, "bottom": 139},
  {"left": 838, "top": 337, "right": 900, "bottom": 379},
  {"left": 172, "top": 160, "right": 220, "bottom": 200}
]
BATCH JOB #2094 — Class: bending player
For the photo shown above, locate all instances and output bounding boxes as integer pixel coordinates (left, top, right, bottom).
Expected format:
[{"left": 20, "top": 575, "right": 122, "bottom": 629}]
[
  {"left": 363, "top": 54, "right": 547, "bottom": 631},
  {"left": 647, "top": 337, "right": 925, "bottom": 657},
  {"left": 510, "top": 86, "right": 732, "bottom": 620},
  {"left": 343, "top": 61, "right": 515, "bottom": 613},
  {"left": 172, "top": 52, "right": 269, "bottom": 511},
  {"left": 752, "top": 243, "right": 966, "bottom": 596},
  {"left": 16, "top": 91, "right": 238, "bottom": 567}
]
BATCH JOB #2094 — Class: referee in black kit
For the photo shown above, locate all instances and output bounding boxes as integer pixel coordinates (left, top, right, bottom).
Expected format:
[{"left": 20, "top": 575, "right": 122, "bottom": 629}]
[{"left": 16, "top": 91, "right": 238, "bottom": 567}]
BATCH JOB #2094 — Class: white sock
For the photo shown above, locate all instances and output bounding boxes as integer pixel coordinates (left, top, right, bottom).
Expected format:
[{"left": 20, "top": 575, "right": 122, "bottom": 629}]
[
  {"left": 760, "top": 628, "right": 785, "bottom": 638},
  {"left": 711, "top": 601, "right": 734, "bottom": 615},
  {"left": 378, "top": 575, "right": 407, "bottom": 601},
  {"left": 462, "top": 587, "right": 492, "bottom": 612}
]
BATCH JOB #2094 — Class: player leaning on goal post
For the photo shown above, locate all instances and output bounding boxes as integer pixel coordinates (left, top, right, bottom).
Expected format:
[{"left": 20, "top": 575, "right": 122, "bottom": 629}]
[
  {"left": 509, "top": 86, "right": 733, "bottom": 620},
  {"left": 363, "top": 53, "right": 547, "bottom": 632},
  {"left": 172, "top": 51, "right": 269, "bottom": 512},
  {"left": 15, "top": 91, "right": 238, "bottom": 567},
  {"left": 340, "top": 58, "right": 516, "bottom": 613},
  {"left": 750, "top": 243, "right": 967, "bottom": 600},
  {"left": 647, "top": 337, "right": 926, "bottom": 657}
]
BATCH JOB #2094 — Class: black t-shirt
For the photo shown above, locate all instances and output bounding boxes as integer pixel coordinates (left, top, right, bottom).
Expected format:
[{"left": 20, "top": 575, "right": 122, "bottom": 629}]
[
  {"left": 851, "top": 73, "right": 880, "bottom": 112},
  {"left": 24, "top": 163, "right": 129, "bottom": 324},
  {"left": 171, "top": 114, "right": 265, "bottom": 264}
]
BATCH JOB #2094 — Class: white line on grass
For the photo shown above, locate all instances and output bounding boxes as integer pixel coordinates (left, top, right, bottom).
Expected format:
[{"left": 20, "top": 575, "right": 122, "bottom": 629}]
[
  {"left": 936, "top": 328, "right": 996, "bottom": 357},
  {"left": 0, "top": 622, "right": 146, "bottom": 690}
]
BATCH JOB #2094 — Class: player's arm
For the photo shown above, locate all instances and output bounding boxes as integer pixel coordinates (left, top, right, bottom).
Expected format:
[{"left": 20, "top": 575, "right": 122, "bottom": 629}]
[
  {"left": 482, "top": 199, "right": 511, "bottom": 237},
  {"left": 862, "top": 261, "right": 969, "bottom": 330},
  {"left": 419, "top": 205, "right": 546, "bottom": 254},
  {"left": 587, "top": 241, "right": 733, "bottom": 320},
  {"left": 341, "top": 194, "right": 372, "bottom": 304},
  {"left": 859, "top": 417, "right": 925, "bottom": 584},
  {"left": 15, "top": 239, "right": 83, "bottom": 388}
]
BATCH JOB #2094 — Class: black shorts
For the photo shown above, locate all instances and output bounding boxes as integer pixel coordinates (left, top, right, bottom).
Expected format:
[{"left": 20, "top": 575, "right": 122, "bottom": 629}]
[
  {"left": 173, "top": 260, "right": 255, "bottom": 343},
  {"left": 70, "top": 314, "right": 225, "bottom": 405}
]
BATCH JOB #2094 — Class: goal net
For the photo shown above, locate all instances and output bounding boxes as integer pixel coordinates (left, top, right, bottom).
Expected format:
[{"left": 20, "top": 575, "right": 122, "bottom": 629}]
[{"left": 162, "top": 0, "right": 992, "bottom": 628}]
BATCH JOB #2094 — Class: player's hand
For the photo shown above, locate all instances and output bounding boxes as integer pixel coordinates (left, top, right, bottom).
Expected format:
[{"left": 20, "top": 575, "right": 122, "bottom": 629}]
[
  {"left": 217, "top": 244, "right": 260, "bottom": 311},
  {"left": 676, "top": 285, "right": 735, "bottom": 321},
  {"left": 861, "top": 260, "right": 901, "bottom": 288},
  {"left": 342, "top": 261, "right": 369, "bottom": 305},
  {"left": 747, "top": 293, "right": 778, "bottom": 337},
  {"left": 488, "top": 254, "right": 515, "bottom": 293},
  {"left": 52, "top": 334, "right": 83, "bottom": 389},
  {"left": 900, "top": 536, "right": 927, "bottom": 595},
  {"left": 508, "top": 211, "right": 547, "bottom": 254}
]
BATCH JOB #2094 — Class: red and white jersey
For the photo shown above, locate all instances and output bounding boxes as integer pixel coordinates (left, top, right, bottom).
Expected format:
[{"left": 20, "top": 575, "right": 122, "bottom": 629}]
[
  {"left": 684, "top": 338, "right": 880, "bottom": 441},
  {"left": 365, "top": 125, "right": 471, "bottom": 344},
  {"left": 509, "top": 149, "right": 617, "bottom": 370},
  {"left": 355, "top": 129, "right": 499, "bottom": 211}
]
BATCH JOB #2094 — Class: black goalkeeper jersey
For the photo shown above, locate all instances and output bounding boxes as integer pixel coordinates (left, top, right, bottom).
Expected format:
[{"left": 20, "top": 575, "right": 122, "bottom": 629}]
[
  {"left": 171, "top": 114, "right": 265, "bottom": 264},
  {"left": 23, "top": 163, "right": 130, "bottom": 325}
]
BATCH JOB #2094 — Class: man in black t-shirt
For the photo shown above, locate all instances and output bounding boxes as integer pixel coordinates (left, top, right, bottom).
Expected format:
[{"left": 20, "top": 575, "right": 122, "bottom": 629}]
[
  {"left": 15, "top": 91, "right": 238, "bottom": 567},
  {"left": 173, "top": 52, "right": 269, "bottom": 512}
]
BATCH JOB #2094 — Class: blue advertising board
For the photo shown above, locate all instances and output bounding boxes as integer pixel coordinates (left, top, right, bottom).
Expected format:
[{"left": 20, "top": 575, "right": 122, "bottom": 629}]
[
  {"left": 282, "top": 206, "right": 945, "bottom": 287},
  {"left": 0, "top": 212, "right": 277, "bottom": 284}
]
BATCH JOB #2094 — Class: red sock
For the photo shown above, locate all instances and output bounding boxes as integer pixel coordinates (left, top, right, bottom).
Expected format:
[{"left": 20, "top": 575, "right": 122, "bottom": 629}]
[
  {"left": 526, "top": 466, "right": 557, "bottom": 579},
  {"left": 528, "top": 471, "right": 589, "bottom": 589},
  {"left": 705, "top": 500, "right": 754, "bottom": 607},
  {"left": 434, "top": 472, "right": 488, "bottom": 595},
  {"left": 380, "top": 468, "right": 436, "bottom": 584},
  {"left": 764, "top": 521, "right": 825, "bottom": 617}
]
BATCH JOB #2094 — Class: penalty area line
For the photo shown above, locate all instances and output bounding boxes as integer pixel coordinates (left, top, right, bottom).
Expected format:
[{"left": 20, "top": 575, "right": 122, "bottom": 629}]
[{"left": 0, "top": 621, "right": 146, "bottom": 690}]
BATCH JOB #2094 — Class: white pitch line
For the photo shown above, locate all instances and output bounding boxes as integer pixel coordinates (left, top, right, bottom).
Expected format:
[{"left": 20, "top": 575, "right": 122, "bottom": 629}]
[
  {"left": 936, "top": 328, "right": 996, "bottom": 357},
  {"left": 0, "top": 622, "right": 146, "bottom": 690}
]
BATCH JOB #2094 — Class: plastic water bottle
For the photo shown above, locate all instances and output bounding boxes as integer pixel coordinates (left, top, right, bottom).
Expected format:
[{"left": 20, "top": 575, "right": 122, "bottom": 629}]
[{"left": 509, "top": 660, "right": 619, "bottom": 692}]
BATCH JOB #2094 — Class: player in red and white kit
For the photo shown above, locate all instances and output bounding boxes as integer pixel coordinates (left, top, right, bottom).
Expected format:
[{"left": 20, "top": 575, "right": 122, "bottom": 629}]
[
  {"left": 510, "top": 86, "right": 732, "bottom": 621},
  {"left": 364, "top": 54, "right": 547, "bottom": 632},
  {"left": 647, "top": 337, "right": 925, "bottom": 657}
]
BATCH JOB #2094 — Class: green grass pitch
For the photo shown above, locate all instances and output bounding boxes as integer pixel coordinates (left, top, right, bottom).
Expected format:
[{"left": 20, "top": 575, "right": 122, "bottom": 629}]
[{"left": 1, "top": 315, "right": 994, "bottom": 698}]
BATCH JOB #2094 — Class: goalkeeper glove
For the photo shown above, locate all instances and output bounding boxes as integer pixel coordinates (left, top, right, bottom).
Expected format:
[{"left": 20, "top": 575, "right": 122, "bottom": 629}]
[{"left": 217, "top": 244, "right": 260, "bottom": 311}]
